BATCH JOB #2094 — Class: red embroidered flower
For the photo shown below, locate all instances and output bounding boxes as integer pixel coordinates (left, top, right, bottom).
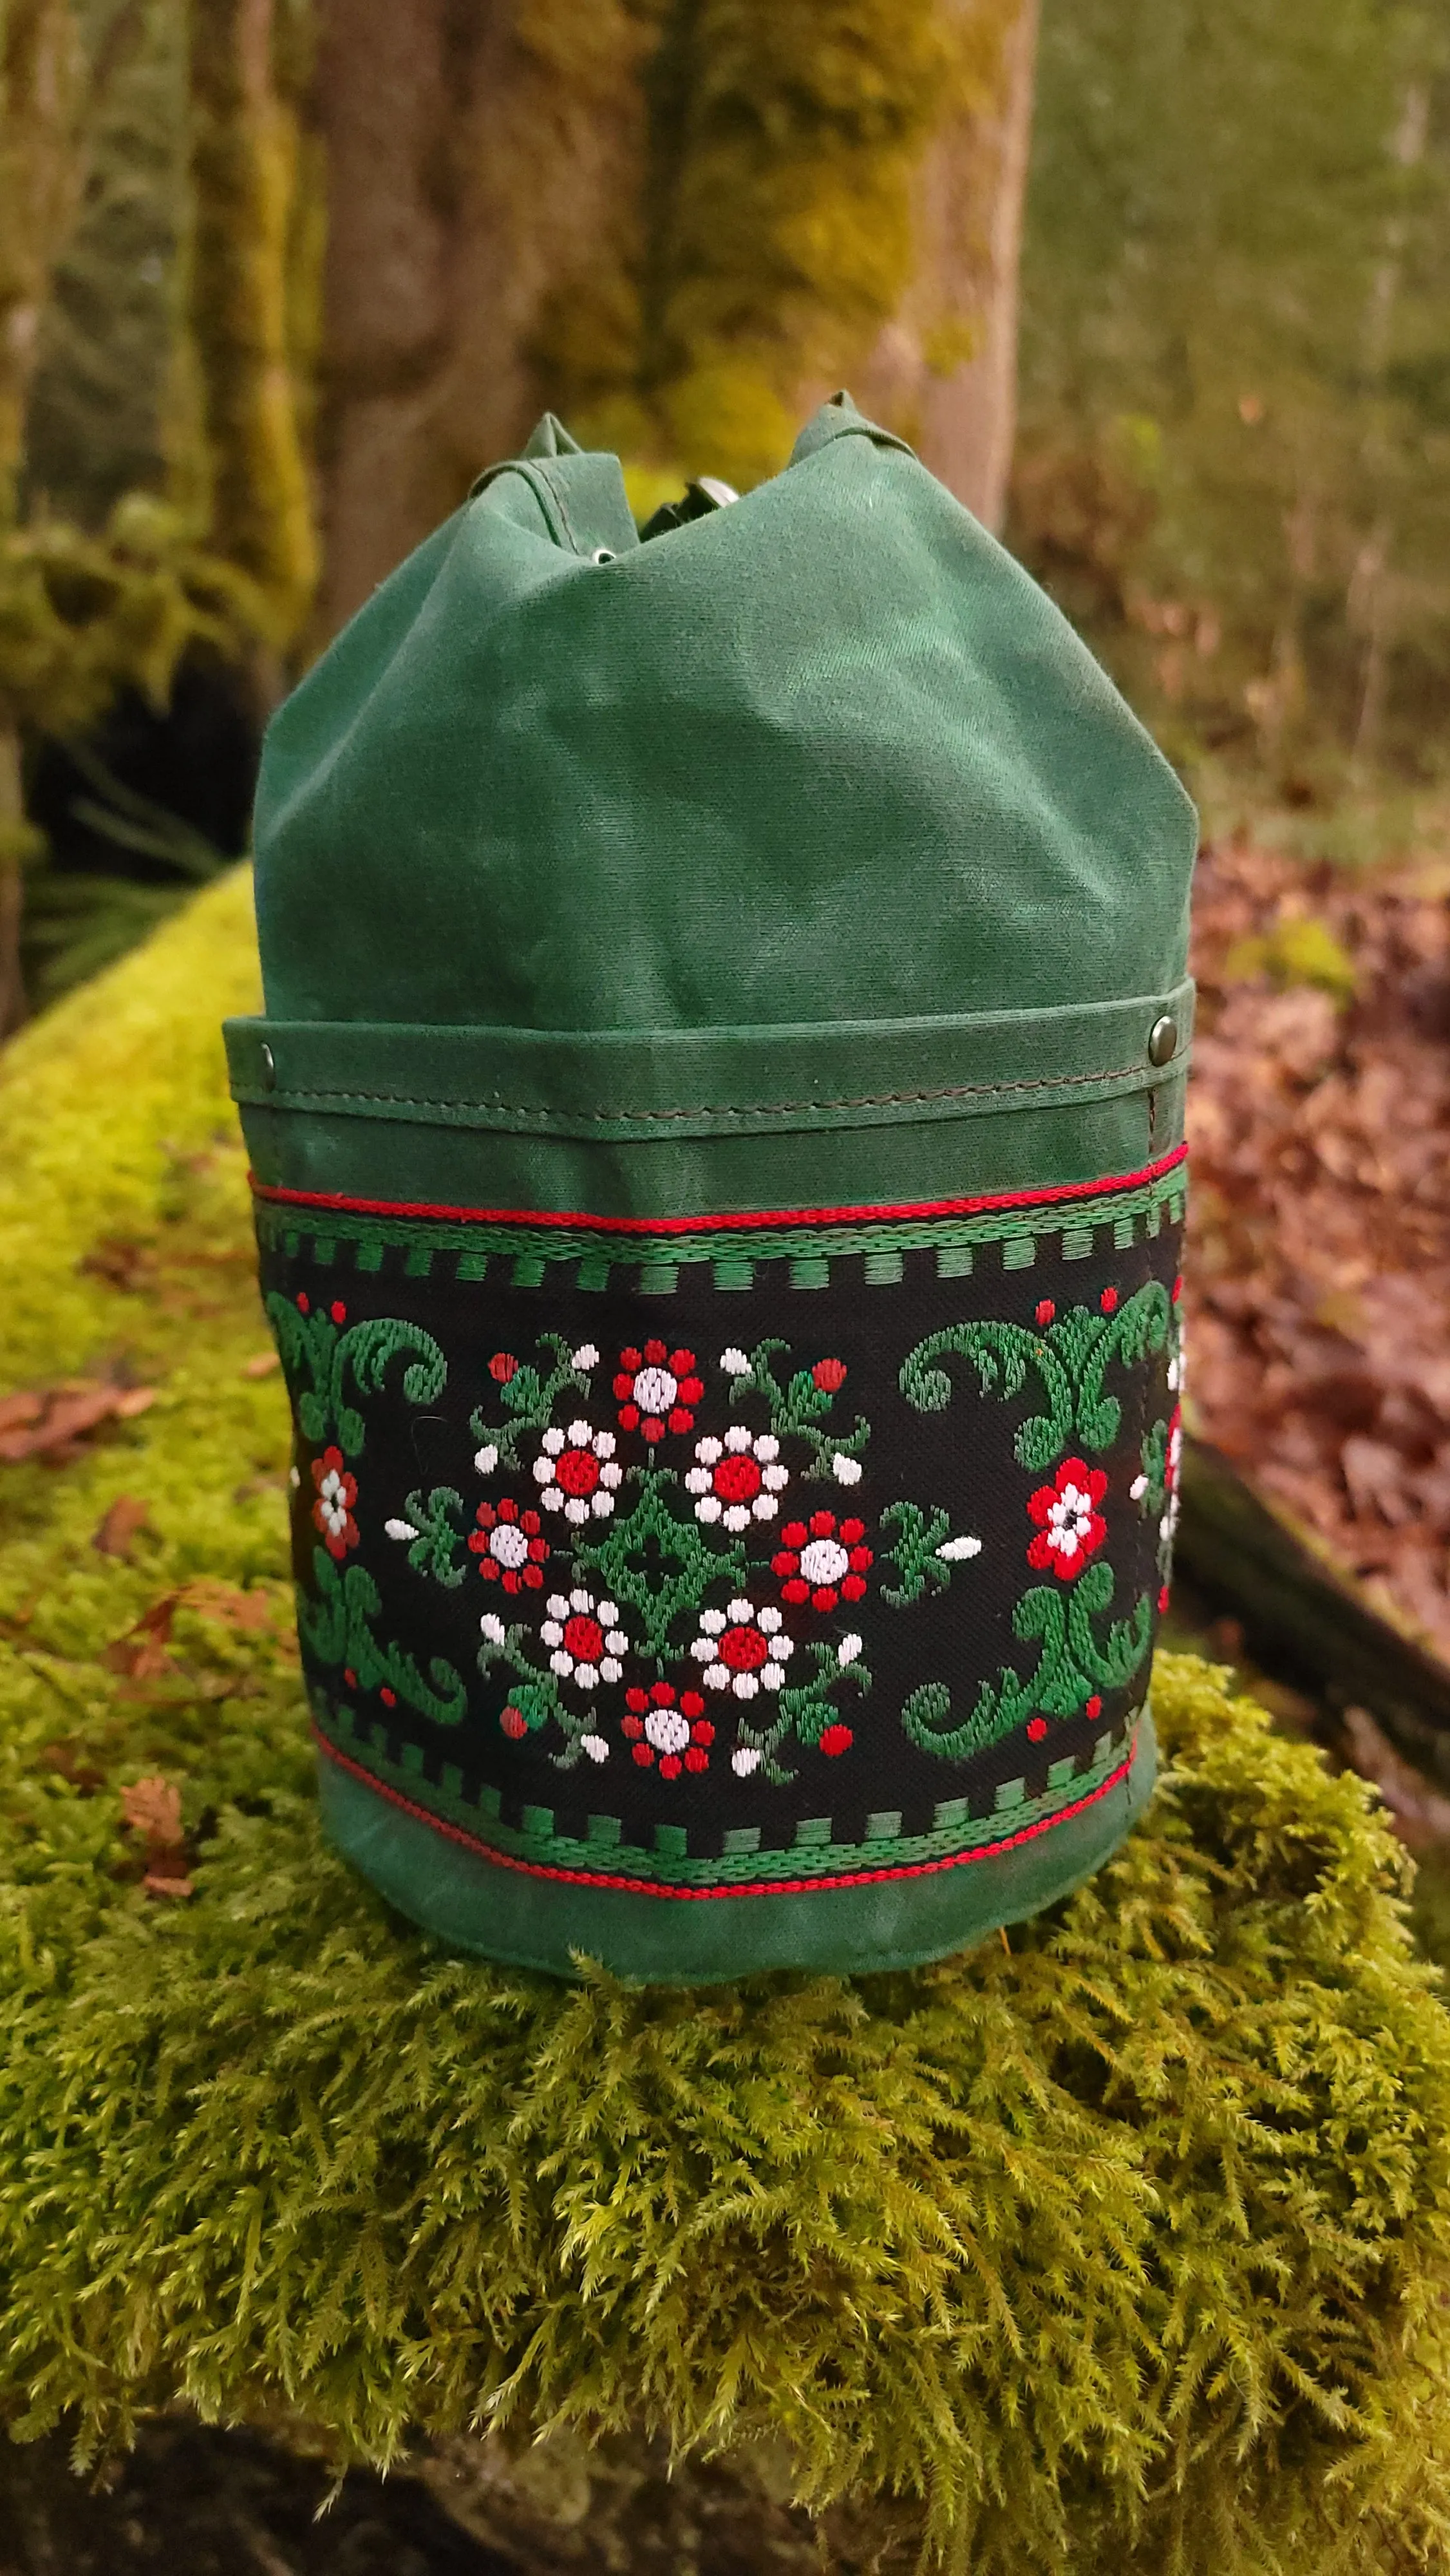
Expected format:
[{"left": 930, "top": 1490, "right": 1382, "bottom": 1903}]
[
  {"left": 310, "top": 1446, "right": 359, "bottom": 1558},
  {"left": 623, "top": 1681, "right": 714, "bottom": 1780},
  {"left": 1035, "top": 1300, "right": 1056, "bottom": 1328},
  {"left": 532, "top": 1418, "right": 623, "bottom": 1523},
  {"left": 1100, "top": 1286, "right": 1120, "bottom": 1316},
  {"left": 1027, "top": 1717, "right": 1049, "bottom": 1741},
  {"left": 500, "top": 1703, "right": 529, "bottom": 1739},
  {"left": 489, "top": 1351, "right": 518, "bottom": 1383},
  {"left": 330, "top": 1300, "right": 347, "bottom": 1324},
  {"left": 612, "top": 1339, "right": 704, "bottom": 1441},
  {"left": 468, "top": 1497, "right": 548, "bottom": 1592},
  {"left": 685, "top": 1426, "right": 787, "bottom": 1528},
  {"left": 819, "top": 1722, "right": 853, "bottom": 1757},
  {"left": 772, "top": 1510, "right": 871, "bottom": 1611},
  {"left": 812, "top": 1357, "right": 847, "bottom": 1392},
  {"left": 1085, "top": 1693, "right": 1102, "bottom": 1719},
  {"left": 1026, "top": 1457, "right": 1107, "bottom": 1581},
  {"left": 691, "top": 1598, "right": 793, "bottom": 1700}
]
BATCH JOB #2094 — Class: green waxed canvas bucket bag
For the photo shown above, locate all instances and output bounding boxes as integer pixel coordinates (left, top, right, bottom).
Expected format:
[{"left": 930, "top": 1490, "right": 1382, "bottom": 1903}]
[{"left": 225, "top": 393, "right": 1198, "bottom": 1984}]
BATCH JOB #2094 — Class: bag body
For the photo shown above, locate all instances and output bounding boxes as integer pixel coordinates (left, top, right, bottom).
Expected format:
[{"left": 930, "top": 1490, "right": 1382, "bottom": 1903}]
[{"left": 226, "top": 397, "right": 1196, "bottom": 1983}]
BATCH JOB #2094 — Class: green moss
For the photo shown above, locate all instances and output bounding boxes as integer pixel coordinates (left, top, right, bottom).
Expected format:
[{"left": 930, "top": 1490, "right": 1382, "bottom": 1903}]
[
  {"left": 531, "top": 0, "right": 1012, "bottom": 492},
  {"left": 3, "top": 882, "right": 1450, "bottom": 2571},
  {"left": 185, "top": 0, "right": 318, "bottom": 649}
]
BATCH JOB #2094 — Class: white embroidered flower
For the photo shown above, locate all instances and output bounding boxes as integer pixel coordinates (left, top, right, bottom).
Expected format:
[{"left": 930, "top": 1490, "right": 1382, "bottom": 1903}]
[
  {"left": 690, "top": 1597, "right": 793, "bottom": 1700},
  {"left": 384, "top": 1515, "right": 420, "bottom": 1542},
  {"left": 532, "top": 1419, "right": 623, "bottom": 1523},
  {"left": 541, "top": 1588, "right": 627, "bottom": 1690},
  {"left": 1130, "top": 1470, "right": 1149, "bottom": 1500},
  {"left": 685, "top": 1426, "right": 789, "bottom": 1530},
  {"left": 837, "top": 1632, "right": 864, "bottom": 1667},
  {"left": 572, "top": 1343, "right": 599, "bottom": 1370},
  {"left": 480, "top": 1611, "right": 507, "bottom": 1645},
  {"left": 473, "top": 1441, "right": 498, "bottom": 1477},
  {"left": 831, "top": 1452, "right": 863, "bottom": 1486},
  {"left": 288, "top": 1464, "right": 301, "bottom": 1490},
  {"left": 731, "top": 1745, "right": 762, "bottom": 1777},
  {"left": 579, "top": 1731, "right": 610, "bottom": 1763},
  {"left": 936, "top": 1533, "right": 982, "bottom": 1561},
  {"left": 720, "top": 1346, "right": 750, "bottom": 1377}
]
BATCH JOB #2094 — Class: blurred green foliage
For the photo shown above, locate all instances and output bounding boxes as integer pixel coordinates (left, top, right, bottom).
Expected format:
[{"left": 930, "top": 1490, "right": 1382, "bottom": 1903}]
[{"left": 1015, "top": 0, "right": 1450, "bottom": 786}]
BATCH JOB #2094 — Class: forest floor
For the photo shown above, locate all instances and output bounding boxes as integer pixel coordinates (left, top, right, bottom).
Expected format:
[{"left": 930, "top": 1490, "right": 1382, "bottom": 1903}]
[{"left": 1185, "top": 829, "right": 1450, "bottom": 1660}]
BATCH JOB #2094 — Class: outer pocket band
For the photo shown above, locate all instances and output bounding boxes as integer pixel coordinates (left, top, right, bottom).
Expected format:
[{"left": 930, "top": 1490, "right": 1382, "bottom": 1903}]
[{"left": 267, "top": 1160, "right": 1185, "bottom": 1980}]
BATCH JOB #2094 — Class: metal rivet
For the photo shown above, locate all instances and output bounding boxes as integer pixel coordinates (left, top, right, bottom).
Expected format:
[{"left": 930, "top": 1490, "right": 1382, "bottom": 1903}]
[
  {"left": 590, "top": 546, "right": 616, "bottom": 565},
  {"left": 1147, "top": 1014, "right": 1178, "bottom": 1068},
  {"left": 259, "top": 1042, "right": 276, "bottom": 1090}
]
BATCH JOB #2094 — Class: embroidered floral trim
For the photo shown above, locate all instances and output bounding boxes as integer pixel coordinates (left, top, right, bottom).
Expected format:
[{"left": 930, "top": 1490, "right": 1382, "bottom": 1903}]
[
  {"left": 691, "top": 1597, "right": 794, "bottom": 1700},
  {"left": 468, "top": 1497, "right": 548, "bottom": 1591},
  {"left": 540, "top": 1588, "right": 628, "bottom": 1690},
  {"left": 772, "top": 1511, "right": 872, "bottom": 1611},
  {"left": 614, "top": 1340, "right": 704, "bottom": 1441},
  {"left": 312, "top": 1447, "right": 359, "bottom": 1559},
  {"left": 1026, "top": 1457, "right": 1109, "bottom": 1581},
  {"left": 532, "top": 1418, "right": 623, "bottom": 1522},
  {"left": 686, "top": 1426, "right": 788, "bottom": 1528},
  {"left": 624, "top": 1682, "right": 714, "bottom": 1778},
  {"left": 267, "top": 1209, "right": 1183, "bottom": 1827}
]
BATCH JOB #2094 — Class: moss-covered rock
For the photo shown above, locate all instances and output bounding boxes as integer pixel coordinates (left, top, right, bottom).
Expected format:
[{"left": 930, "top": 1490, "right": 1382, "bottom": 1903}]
[{"left": 3, "top": 878, "right": 1450, "bottom": 2574}]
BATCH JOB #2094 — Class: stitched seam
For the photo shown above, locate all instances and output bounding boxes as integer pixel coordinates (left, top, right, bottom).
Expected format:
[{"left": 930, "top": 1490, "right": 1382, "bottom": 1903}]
[
  {"left": 250, "top": 1142, "right": 1187, "bottom": 1234},
  {"left": 315, "top": 1723, "right": 1137, "bottom": 1896},
  {"left": 532, "top": 458, "right": 581, "bottom": 550},
  {"left": 243, "top": 1057, "right": 1185, "bottom": 1122}
]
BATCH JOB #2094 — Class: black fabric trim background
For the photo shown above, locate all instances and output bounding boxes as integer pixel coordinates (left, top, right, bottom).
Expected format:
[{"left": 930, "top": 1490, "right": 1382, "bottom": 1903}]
[{"left": 266, "top": 1217, "right": 1182, "bottom": 1877}]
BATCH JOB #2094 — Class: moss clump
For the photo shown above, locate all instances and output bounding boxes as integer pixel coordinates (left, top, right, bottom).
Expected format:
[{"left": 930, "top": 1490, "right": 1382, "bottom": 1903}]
[
  {"left": 532, "top": 0, "right": 1013, "bottom": 491},
  {"left": 3, "top": 881, "right": 1450, "bottom": 2573}
]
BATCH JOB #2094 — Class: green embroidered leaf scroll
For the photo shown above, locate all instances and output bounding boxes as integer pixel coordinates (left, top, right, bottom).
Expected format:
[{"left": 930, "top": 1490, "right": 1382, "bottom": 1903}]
[
  {"left": 904, "top": 1559, "right": 1153, "bottom": 1760},
  {"left": 266, "top": 1294, "right": 446, "bottom": 1457},
  {"left": 302, "top": 1549, "right": 467, "bottom": 1723},
  {"left": 723, "top": 1339, "right": 869, "bottom": 1481},
  {"left": 471, "top": 1334, "right": 592, "bottom": 1472},
  {"left": 899, "top": 1282, "right": 1172, "bottom": 1469},
  {"left": 733, "top": 1638, "right": 872, "bottom": 1788},
  {"left": 880, "top": 1501, "right": 981, "bottom": 1607},
  {"left": 476, "top": 1616, "right": 604, "bottom": 1770},
  {"left": 392, "top": 1487, "right": 469, "bottom": 1589}
]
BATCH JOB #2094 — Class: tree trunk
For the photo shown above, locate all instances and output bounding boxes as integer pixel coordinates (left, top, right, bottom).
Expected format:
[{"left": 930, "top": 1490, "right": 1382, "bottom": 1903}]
[
  {"left": 309, "top": 0, "right": 1041, "bottom": 637},
  {"left": 856, "top": 0, "right": 1039, "bottom": 530},
  {"left": 0, "top": 0, "right": 84, "bottom": 1039},
  {"left": 186, "top": 0, "right": 318, "bottom": 671},
  {"left": 310, "top": 0, "right": 649, "bottom": 640}
]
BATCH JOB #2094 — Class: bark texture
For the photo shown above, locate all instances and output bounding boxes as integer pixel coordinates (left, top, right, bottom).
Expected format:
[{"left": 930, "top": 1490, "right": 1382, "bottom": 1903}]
[
  {"left": 187, "top": 0, "right": 318, "bottom": 654},
  {"left": 0, "top": 0, "right": 84, "bottom": 1039},
  {"left": 311, "top": 0, "right": 1040, "bottom": 634},
  {"left": 311, "top": 0, "right": 647, "bottom": 638},
  {"left": 855, "top": 0, "right": 1039, "bottom": 529}
]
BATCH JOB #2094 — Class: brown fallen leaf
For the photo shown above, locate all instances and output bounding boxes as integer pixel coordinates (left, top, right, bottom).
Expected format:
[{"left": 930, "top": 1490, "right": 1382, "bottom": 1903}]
[
  {"left": 143, "top": 1869, "right": 194, "bottom": 1899},
  {"left": 78, "top": 1236, "right": 153, "bottom": 1291},
  {"left": 176, "top": 1578, "right": 274, "bottom": 1632},
  {"left": 91, "top": 1493, "right": 152, "bottom": 1558},
  {"left": 120, "top": 1773, "right": 194, "bottom": 1900},
  {"left": 241, "top": 1349, "right": 280, "bottom": 1379},
  {"left": 0, "top": 1377, "right": 156, "bottom": 1465},
  {"left": 40, "top": 1739, "right": 105, "bottom": 1793},
  {"left": 102, "top": 1593, "right": 179, "bottom": 1681},
  {"left": 102, "top": 1580, "right": 276, "bottom": 1688},
  {"left": 120, "top": 1775, "right": 182, "bottom": 1843}
]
